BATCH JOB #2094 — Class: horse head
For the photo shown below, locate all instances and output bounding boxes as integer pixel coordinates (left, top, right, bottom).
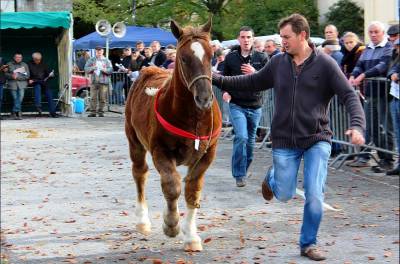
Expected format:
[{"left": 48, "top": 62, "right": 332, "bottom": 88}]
[{"left": 171, "top": 17, "right": 214, "bottom": 110}]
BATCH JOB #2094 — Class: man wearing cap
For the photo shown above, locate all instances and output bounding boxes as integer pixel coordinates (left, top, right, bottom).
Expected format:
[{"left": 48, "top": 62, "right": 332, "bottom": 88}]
[
  {"left": 387, "top": 24, "right": 399, "bottom": 44},
  {"left": 84, "top": 46, "right": 113, "bottom": 117}
]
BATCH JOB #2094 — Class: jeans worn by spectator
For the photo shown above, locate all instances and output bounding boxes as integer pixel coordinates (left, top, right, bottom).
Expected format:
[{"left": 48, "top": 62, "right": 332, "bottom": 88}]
[
  {"left": 266, "top": 141, "right": 331, "bottom": 249},
  {"left": 229, "top": 103, "right": 262, "bottom": 181},
  {"left": 34, "top": 83, "right": 56, "bottom": 114},
  {"left": 390, "top": 98, "right": 400, "bottom": 162},
  {"left": 10, "top": 87, "right": 25, "bottom": 113},
  {"left": 112, "top": 81, "right": 125, "bottom": 105}
]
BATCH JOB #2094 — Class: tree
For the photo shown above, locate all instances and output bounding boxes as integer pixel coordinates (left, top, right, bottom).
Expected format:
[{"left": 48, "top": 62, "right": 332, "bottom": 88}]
[
  {"left": 324, "top": 0, "right": 364, "bottom": 39},
  {"left": 241, "top": 0, "right": 319, "bottom": 37}
]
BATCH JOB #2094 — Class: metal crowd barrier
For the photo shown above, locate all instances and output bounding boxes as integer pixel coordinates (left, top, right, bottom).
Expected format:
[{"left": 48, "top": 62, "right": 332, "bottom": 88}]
[
  {"left": 213, "top": 77, "right": 398, "bottom": 169},
  {"left": 107, "top": 72, "right": 132, "bottom": 113}
]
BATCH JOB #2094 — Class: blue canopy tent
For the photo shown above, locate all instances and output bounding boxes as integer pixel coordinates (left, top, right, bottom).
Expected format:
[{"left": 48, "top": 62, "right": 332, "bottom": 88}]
[{"left": 73, "top": 26, "right": 177, "bottom": 50}]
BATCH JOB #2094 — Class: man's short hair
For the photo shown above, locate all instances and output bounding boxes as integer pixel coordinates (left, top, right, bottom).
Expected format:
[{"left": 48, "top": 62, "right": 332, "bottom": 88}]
[
  {"left": 32, "top": 52, "right": 42, "bottom": 59},
  {"left": 368, "top": 21, "right": 386, "bottom": 32},
  {"left": 238, "top": 26, "right": 254, "bottom": 37},
  {"left": 278, "top": 13, "right": 310, "bottom": 40},
  {"left": 136, "top": 41, "right": 144, "bottom": 46},
  {"left": 266, "top": 39, "right": 277, "bottom": 46}
]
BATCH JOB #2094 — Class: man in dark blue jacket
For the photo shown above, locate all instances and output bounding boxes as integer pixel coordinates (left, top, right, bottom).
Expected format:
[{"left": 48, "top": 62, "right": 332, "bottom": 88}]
[
  {"left": 213, "top": 14, "right": 365, "bottom": 261},
  {"left": 222, "top": 26, "right": 268, "bottom": 187}
]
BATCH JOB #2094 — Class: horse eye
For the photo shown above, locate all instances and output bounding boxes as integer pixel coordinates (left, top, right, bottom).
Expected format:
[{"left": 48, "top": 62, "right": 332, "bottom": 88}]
[{"left": 181, "top": 57, "right": 187, "bottom": 64}]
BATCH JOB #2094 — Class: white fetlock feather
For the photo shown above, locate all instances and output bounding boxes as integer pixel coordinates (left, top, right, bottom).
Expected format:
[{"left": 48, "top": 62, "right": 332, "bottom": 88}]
[{"left": 145, "top": 87, "right": 160, "bottom": 96}]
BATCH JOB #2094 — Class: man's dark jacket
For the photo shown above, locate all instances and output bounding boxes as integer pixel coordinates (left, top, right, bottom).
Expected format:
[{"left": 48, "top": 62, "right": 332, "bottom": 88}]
[
  {"left": 213, "top": 48, "right": 366, "bottom": 149},
  {"left": 28, "top": 60, "right": 50, "bottom": 81},
  {"left": 223, "top": 47, "right": 268, "bottom": 108}
]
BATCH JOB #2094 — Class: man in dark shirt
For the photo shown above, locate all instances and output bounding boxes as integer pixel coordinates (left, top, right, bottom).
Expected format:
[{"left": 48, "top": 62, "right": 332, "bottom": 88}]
[
  {"left": 213, "top": 14, "right": 365, "bottom": 261},
  {"left": 28, "top": 52, "right": 57, "bottom": 117},
  {"left": 222, "top": 26, "right": 268, "bottom": 187}
]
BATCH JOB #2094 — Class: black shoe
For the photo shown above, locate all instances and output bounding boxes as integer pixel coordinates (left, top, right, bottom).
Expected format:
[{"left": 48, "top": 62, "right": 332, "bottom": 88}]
[
  {"left": 10, "top": 112, "right": 17, "bottom": 120},
  {"left": 36, "top": 107, "right": 42, "bottom": 116},
  {"left": 378, "top": 159, "right": 393, "bottom": 170},
  {"left": 88, "top": 113, "right": 96, "bottom": 117},
  {"left": 50, "top": 113, "right": 59, "bottom": 118},
  {"left": 98, "top": 113, "right": 104, "bottom": 117},
  {"left": 371, "top": 166, "right": 385, "bottom": 173},
  {"left": 386, "top": 166, "right": 400, "bottom": 176},
  {"left": 16, "top": 112, "right": 22, "bottom": 120}
]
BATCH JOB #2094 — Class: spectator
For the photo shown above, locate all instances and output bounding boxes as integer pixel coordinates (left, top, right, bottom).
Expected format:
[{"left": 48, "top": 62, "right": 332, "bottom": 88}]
[
  {"left": 222, "top": 26, "right": 268, "bottom": 187},
  {"left": 213, "top": 13, "right": 365, "bottom": 261},
  {"left": 264, "top": 39, "right": 281, "bottom": 59},
  {"left": 142, "top": 47, "right": 153, "bottom": 68},
  {"left": 210, "top": 40, "right": 222, "bottom": 65},
  {"left": 129, "top": 49, "right": 144, "bottom": 72},
  {"left": 84, "top": 46, "right": 113, "bottom": 117},
  {"left": 386, "top": 39, "right": 400, "bottom": 175},
  {"left": 28, "top": 52, "right": 58, "bottom": 118},
  {"left": 166, "top": 50, "right": 176, "bottom": 70},
  {"left": 253, "top": 39, "right": 265, "bottom": 52},
  {"left": 321, "top": 39, "right": 343, "bottom": 65},
  {"left": 387, "top": 24, "right": 399, "bottom": 44},
  {"left": 349, "top": 21, "right": 394, "bottom": 171},
  {"left": 211, "top": 48, "right": 229, "bottom": 126},
  {"left": 341, "top": 32, "right": 365, "bottom": 78},
  {"left": 5, "top": 52, "right": 30, "bottom": 120},
  {"left": 150, "top": 41, "right": 167, "bottom": 67},
  {"left": 324, "top": 24, "right": 339, "bottom": 41},
  {"left": 135, "top": 41, "right": 145, "bottom": 56},
  {"left": 0, "top": 57, "right": 7, "bottom": 118},
  {"left": 114, "top": 46, "right": 132, "bottom": 104},
  {"left": 76, "top": 50, "right": 90, "bottom": 72},
  {"left": 162, "top": 48, "right": 176, "bottom": 69}
]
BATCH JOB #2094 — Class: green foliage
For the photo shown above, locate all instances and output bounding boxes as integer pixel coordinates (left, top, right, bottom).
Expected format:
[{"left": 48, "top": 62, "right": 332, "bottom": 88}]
[
  {"left": 324, "top": 0, "right": 364, "bottom": 38},
  {"left": 72, "top": 0, "right": 319, "bottom": 41}
]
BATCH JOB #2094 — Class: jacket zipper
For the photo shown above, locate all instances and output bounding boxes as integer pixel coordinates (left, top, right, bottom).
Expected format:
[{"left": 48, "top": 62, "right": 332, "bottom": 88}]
[{"left": 290, "top": 72, "right": 297, "bottom": 147}]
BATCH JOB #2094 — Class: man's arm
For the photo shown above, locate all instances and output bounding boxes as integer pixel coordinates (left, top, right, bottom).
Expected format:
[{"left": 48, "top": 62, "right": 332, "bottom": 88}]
[
  {"left": 330, "top": 61, "right": 366, "bottom": 144},
  {"left": 212, "top": 60, "right": 274, "bottom": 92},
  {"left": 84, "top": 58, "right": 96, "bottom": 74},
  {"left": 363, "top": 46, "right": 392, "bottom": 78}
]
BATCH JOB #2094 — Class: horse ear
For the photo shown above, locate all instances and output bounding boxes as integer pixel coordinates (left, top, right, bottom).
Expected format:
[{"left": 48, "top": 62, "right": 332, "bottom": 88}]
[
  {"left": 201, "top": 16, "right": 212, "bottom": 33},
  {"left": 170, "top": 20, "right": 183, "bottom": 40}
]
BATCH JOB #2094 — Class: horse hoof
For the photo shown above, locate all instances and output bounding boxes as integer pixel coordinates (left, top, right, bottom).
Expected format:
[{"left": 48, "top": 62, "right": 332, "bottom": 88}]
[
  {"left": 163, "top": 224, "right": 180, "bottom": 237},
  {"left": 184, "top": 241, "right": 203, "bottom": 252},
  {"left": 136, "top": 223, "right": 151, "bottom": 235}
]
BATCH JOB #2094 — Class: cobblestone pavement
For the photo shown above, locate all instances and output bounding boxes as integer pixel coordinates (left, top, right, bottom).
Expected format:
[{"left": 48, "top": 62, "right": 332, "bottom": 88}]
[{"left": 1, "top": 115, "right": 399, "bottom": 264}]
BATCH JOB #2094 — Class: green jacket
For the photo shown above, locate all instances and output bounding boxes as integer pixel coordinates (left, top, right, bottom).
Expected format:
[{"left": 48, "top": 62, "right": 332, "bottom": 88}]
[{"left": 5, "top": 60, "right": 30, "bottom": 90}]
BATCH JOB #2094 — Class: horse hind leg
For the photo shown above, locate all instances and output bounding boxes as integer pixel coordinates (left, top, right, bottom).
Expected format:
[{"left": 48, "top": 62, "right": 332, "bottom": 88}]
[
  {"left": 127, "top": 130, "right": 151, "bottom": 235},
  {"left": 152, "top": 149, "right": 181, "bottom": 238}
]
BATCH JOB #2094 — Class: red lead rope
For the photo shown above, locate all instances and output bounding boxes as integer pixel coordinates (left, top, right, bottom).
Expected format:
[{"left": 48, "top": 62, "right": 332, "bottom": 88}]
[{"left": 154, "top": 90, "right": 222, "bottom": 140}]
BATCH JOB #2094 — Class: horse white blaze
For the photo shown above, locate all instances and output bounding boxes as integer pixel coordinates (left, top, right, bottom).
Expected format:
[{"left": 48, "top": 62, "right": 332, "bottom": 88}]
[
  {"left": 136, "top": 201, "right": 151, "bottom": 228},
  {"left": 183, "top": 208, "right": 201, "bottom": 243},
  {"left": 191, "top": 42, "right": 205, "bottom": 63}
]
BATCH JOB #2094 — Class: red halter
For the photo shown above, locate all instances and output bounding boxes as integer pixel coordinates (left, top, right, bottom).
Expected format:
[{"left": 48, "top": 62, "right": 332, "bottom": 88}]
[{"left": 154, "top": 89, "right": 221, "bottom": 141}]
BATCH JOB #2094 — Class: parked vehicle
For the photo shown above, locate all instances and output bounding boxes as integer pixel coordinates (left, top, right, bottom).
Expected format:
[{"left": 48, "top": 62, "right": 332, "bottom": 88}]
[{"left": 72, "top": 74, "right": 90, "bottom": 97}]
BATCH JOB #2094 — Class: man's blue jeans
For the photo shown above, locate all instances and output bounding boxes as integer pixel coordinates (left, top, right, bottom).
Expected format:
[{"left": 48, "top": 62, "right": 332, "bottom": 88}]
[
  {"left": 266, "top": 141, "right": 331, "bottom": 249},
  {"left": 229, "top": 103, "right": 262, "bottom": 179},
  {"left": 34, "top": 83, "right": 56, "bottom": 114},
  {"left": 112, "top": 81, "right": 124, "bottom": 105},
  {"left": 390, "top": 98, "right": 400, "bottom": 160},
  {"left": 10, "top": 88, "right": 25, "bottom": 113}
]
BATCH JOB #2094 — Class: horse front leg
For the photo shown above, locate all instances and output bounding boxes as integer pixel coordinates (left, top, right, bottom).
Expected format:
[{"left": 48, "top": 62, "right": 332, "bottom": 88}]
[
  {"left": 152, "top": 149, "right": 182, "bottom": 238},
  {"left": 183, "top": 145, "right": 217, "bottom": 252}
]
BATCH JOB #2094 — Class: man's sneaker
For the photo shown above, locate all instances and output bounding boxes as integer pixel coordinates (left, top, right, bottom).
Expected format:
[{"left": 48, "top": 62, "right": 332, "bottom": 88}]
[
  {"left": 261, "top": 166, "right": 273, "bottom": 201},
  {"left": 16, "top": 112, "right": 23, "bottom": 120},
  {"left": 88, "top": 113, "right": 96, "bottom": 117},
  {"left": 301, "top": 246, "right": 326, "bottom": 261},
  {"left": 236, "top": 178, "right": 246, "bottom": 187}
]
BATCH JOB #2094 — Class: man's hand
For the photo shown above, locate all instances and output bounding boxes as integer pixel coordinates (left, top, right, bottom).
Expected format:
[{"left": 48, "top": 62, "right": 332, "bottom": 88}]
[
  {"left": 345, "top": 129, "right": 365, "bottom": 145},
  {"left": 12, "top": 73, "right": 17, "bottom": 80},
  {"left": 222, "top": 92, "right": 231, "bottom": 103},
  {"left": 348, "top": 76, "right": 355, "bottom": 86},
  {"left": 391, "top": 73, "right": 398, "bottom": 82},
  {"left": 353, "top": 73, "right": 365, "bottom": 87},
  {"left": 28, "top": 80, "right": 34, "bottom": 84},
  {"left": 241, "top": 63, "right": 255, "bottom": 75}
]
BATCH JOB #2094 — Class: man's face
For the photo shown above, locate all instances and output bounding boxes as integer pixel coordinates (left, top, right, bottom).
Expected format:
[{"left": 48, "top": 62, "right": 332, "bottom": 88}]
[
  {"left": 14, "top": 54, "right": 22, "bottom": 63},
  {"left": 151, "top": 42, "right": 160, "bottom": 53},
  {"left": 280, "top": 24, "right": 303, "bottom": 55},
  {"left": 324, "top": 25, "right": 338, "bottom": 40},
  {"left": 33, "top": 57, "right": 42, "bottom": 64},
  {"left": 123, "top": 49, "right": 132, "bottom": 57},
  {"left": 136, "top": 43, "right": 144, "bottom": 51},
  {"left": 264, "top": 41, "right": 276, "bottom": 55},
  {"left": 388, "top": 33, "right": 399, "bottom": 44},
  {"left": 144, "top": 49, "right": 152, "bottom": 58},
  {"left": 368, "top": 25, "right": 385, "bottom": 45},
  {"left": 95, "top": 49, "right": 104, "bottom": 57},
  {"left": 254, "top": 41, "right": 264, "bottom": 52},
  {"left": 237, "top": 30, "right": 254, "bottom": 52}
]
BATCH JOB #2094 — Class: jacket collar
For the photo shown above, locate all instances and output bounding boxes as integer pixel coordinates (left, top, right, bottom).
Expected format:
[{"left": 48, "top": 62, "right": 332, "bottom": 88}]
[{"left": 368, "top": 38, "right": 388, "bottom": 49}]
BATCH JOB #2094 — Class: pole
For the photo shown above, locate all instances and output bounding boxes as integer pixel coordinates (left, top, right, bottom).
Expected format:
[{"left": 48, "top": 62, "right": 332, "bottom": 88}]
[
  {"left": 132, "top": 0, "right": 136, "bottom": 25},
  {"left": 105, "top": 35, "right": 109, "bottom": 59}
]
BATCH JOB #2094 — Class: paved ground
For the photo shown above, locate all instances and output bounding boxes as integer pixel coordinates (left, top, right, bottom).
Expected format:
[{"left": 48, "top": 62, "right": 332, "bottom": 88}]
[{"left": 1, "top": 114, "right": 399, "bottom": 264}]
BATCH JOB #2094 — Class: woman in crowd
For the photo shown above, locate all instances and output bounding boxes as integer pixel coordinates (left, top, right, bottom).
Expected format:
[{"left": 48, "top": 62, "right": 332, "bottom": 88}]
[{"left": 341, "top": 32, "right": 365, "bottom": 78}]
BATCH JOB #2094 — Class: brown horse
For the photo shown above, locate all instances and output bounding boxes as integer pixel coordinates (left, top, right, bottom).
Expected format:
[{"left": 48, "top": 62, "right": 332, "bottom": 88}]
[{"left": 124, "top": 18, "right": 221, "bottom": 252}]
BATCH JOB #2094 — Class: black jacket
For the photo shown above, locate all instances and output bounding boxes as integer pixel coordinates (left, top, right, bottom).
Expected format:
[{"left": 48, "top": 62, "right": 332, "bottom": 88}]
[
  {"left": 28, "top": 60, "right": 50, "bottom": 81},
  {"left": 213, "top": 48, "right": 365, "bottom": 149},
  {"left": 223, "top": 47, "right": 268, "bottom": 108}
]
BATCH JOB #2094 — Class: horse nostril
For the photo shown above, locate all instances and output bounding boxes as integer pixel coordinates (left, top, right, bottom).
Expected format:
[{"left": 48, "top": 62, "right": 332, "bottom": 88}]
[{"left": 195, "top": 95, "right": 200, "bottom": 103}]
